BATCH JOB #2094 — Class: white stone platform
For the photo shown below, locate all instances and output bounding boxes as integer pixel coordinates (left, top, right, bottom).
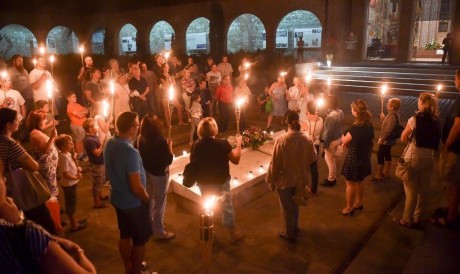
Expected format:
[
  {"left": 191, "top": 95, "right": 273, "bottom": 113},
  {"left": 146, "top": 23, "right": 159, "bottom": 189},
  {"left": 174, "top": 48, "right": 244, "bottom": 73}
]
[{"left": 169, "top": 131, "right": 286, "bottom": 210}]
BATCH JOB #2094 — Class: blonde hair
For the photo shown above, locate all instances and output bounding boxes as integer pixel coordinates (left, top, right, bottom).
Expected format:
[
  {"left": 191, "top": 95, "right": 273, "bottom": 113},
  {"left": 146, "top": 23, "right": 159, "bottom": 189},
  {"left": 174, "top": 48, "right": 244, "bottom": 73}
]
[
  {"left": 418, "top": 92, "right": 438, "bottom": 118},
  {"left": 388, "top": 98, "right": 401, "bottom": 111},
  {"left": 197, "top": 117, "right": 218, "bottom": 139}
]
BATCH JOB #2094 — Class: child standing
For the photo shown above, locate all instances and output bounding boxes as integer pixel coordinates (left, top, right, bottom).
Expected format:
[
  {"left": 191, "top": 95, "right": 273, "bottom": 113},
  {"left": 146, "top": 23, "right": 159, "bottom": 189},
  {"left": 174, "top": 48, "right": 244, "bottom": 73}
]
[
  {"left": 257, "top": 86, "right": 270, "bottom": 113},
  {"left": 35, "top": 100, "right": 59, "bottom": 137},
  {"left": 83, "top": 118, "right": 109, "bottom": 208},
  {"left": 189, "top": 93, "right": 203, "bottom": 145},
  {"left": 66, "top": 91, "right": 89, "bottom": 161},
  {"left": 55, "top": 134, "right": 87, "bottom": 232},
  {"left": 196, "top": 78, "right": 212, "bottom": 118}
]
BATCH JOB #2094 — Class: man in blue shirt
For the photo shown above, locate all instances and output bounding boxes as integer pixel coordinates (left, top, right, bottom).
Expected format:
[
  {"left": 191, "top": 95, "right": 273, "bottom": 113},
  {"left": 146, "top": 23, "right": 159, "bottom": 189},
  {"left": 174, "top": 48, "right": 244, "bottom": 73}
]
[{"left": 104, "top": 111, "right": 150, "bottom": 274}]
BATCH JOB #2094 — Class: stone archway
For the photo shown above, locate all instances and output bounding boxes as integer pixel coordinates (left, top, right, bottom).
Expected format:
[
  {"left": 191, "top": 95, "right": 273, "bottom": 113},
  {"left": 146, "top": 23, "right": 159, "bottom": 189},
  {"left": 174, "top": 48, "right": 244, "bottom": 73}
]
[
  {"left": 0, "top": 24, "right": 37, "bottom": 59},
  {"left": 119, "top": 23, "right": 137, "bottom": 55},
  {"left": 227, "top": 14, "right": 266, "bottom": 53},
  {"left": 186, "top": 17, "right": 210, "bottom": 55},
  {"left": 149, "top": 21, "right": 175, "bottom": 54},
  {"left": 46, "top": 26, "right": 80, "bottom": 54}
]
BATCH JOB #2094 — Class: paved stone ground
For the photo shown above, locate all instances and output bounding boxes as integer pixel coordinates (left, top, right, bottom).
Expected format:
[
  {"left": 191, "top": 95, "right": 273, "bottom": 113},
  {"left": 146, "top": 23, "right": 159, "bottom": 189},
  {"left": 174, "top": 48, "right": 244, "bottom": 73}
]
[{"left": 59, "top": 92, "right": 459, "bottom": 274}]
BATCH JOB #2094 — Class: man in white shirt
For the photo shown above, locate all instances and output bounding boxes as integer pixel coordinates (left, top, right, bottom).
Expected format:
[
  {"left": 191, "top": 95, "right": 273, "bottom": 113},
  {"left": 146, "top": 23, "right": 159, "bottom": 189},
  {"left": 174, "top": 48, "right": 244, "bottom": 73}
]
[
  {"left": 8, "top": 54, "right": 35, "bottom": 115},
  {"left": 218, "top": 56, "right": 233, "bottom": 80},
  {"left": 0, "top": 78, "right": 26, "bottom": 122}
]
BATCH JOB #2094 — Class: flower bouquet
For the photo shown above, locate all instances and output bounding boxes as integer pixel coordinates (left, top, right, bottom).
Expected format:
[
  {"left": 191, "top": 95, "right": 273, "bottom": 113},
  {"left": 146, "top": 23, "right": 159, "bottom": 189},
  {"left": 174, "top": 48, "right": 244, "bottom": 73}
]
[{"left": 240, "top": 126, "right": 272, "bottom": 149}]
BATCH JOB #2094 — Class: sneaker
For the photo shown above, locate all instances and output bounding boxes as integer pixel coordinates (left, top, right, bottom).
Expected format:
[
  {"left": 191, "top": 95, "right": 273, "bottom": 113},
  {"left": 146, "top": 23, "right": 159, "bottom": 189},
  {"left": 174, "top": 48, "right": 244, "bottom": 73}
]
[
  {"left": 321, "top": 179, "right": 336, "bottom": 187},
  {"left": 154, "top": 231, "right": 175, "bottom": 240}
]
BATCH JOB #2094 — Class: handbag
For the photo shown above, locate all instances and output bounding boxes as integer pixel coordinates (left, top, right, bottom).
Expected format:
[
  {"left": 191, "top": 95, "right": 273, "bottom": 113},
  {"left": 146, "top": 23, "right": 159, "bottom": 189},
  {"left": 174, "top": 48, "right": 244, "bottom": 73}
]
[
  {"left": 387, "top": 113, "right": 404, "bottom": 142},
  {"left": 5, "top": 141, "right": 51, "bottom": 211},
  {"left": 395, "top": 128, "right": 414, "bottom": 181},
  {"left": 182, "top": 161, "right": 197, "bottom": 188}
]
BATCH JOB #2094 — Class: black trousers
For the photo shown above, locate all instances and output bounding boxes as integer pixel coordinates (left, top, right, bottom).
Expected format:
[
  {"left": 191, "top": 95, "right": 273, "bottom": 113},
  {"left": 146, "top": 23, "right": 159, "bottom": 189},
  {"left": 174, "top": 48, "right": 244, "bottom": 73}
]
[
  {"left": 24, "top": 203, "right": 56, "bottom": 234},
  {"left": 218, "top": 102, "right": 231, "bottom": 132}
]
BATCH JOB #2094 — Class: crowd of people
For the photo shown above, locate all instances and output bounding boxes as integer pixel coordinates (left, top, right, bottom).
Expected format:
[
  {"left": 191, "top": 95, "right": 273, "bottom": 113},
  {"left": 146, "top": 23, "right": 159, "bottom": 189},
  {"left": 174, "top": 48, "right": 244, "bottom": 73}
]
[{"left": 0, "top": 48, "right": 459, "bottom": 273}]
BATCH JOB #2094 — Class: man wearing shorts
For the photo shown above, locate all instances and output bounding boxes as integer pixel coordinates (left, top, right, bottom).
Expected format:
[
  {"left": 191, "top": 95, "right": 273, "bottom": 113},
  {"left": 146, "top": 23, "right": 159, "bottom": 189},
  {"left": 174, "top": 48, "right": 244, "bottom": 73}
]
[
  {"left": 66, "top": 91, "right": 88, "bottom": 161},
  {"left": 104, "top": 111, "right": 151, "bottom": 274}
]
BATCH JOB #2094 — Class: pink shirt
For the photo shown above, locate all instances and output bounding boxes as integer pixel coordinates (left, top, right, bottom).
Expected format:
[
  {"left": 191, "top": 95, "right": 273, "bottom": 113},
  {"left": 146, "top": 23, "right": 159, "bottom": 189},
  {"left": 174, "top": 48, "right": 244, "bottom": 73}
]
[{"left": 215, "top": 84, "right": 233, "bottom": 104}]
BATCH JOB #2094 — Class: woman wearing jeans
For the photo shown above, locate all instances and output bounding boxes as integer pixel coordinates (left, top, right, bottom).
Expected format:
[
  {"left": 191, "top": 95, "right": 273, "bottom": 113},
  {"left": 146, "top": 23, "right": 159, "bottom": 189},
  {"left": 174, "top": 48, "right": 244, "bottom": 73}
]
[
  {"left": 393, "top": 93, "right": 440, "bottom": 228},
  {"left": 321, "top": 95, "right": 344, "bottom": 187},
  {"left": 137, "top": 115, "right": 175, "bottom": 239},
  {"left": 190, "top": 117, "right": 244, "bottom": 243}
]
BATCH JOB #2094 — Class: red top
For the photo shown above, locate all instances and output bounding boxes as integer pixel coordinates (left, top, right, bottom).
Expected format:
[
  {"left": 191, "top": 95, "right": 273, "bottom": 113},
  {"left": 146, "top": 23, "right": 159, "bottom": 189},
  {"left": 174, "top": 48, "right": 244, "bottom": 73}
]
[{"left": 215, "top": 84, "right": 233, "bottom": 104}]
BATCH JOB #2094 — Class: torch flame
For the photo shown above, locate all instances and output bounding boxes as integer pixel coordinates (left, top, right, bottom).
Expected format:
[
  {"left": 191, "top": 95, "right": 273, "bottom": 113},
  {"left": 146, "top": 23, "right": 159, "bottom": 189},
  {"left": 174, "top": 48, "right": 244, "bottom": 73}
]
[
  {"left": 110, "top": 80, "right": 115, "bottom": 96},
  {"left": 168, "top": 85, "right": 174, "bottom": 101},
  {"left": 280, "top": 71, "right": 287, "bottom": 77},
  {"left": 316, "top": 97, "right": 325, "bottom": 108},
  {"left": 49, "top": 55, "right": 55, "bottom": 63},
  {"left": 381, "top": 84, "right": 387, "bottom": 96},
  {"left": 39, "top": 46, "right": 45, "bottom": 56},
  {"left": 203, "top": 196, "right": 216, "bottom": 212},
  {"left": 79, "top": 45, "right": 84, "bottom": 54},
  {"left": 46, "top": 80, "right": 53, "bottom": 99},
  {"left": 243, "top": 62, "right": 250, "bottom": 69}
]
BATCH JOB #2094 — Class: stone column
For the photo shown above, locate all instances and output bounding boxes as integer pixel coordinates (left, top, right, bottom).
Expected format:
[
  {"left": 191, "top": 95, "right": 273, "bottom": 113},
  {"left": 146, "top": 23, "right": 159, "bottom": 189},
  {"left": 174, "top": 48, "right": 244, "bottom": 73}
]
[
  {"left": 104, "top": 27, "right": 117, "bottom": 58},
  {"left": 452, "top": 0, "right": 460, "bottom": 65},
  {"left": 136, "top": 26, "right": 149, "bottom": 57},
  {"left": 395, "top": 0, "right": 414, "bottom": 63}
]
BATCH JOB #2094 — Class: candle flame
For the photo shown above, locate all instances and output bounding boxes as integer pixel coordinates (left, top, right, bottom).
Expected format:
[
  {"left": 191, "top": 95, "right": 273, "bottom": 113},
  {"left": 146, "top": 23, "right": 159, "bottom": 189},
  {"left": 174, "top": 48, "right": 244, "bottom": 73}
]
[
  {"left": 316, "top": 97, "right": 325, "bottom": 108},
  {"left": 46, "top": 80, "right": 53, "bottom": 99},
  {"left": 244, "top": 73, "right": 249, "bottom": 80},
  {"left": 182, "top": 150, "right": 187, "bottom": 156},
  {"left": 1, "top": 70, "right": 8, "bottom": 80},
  {"left": 437, "top": 84, "right": 442, "bottom": 92},
  {"left": 164, "top": 51, "right": 171, "bottom": 60},
  {"left": 203, "top": 196, "right": 216, "bottom": 212},
  {"left": 258, "top": 165, "right": 264, "bottom": 174},
  {"left": 280, "top": 71, "right": 287, "bottom": 77},
  {"left": 32, "top": 58, "right": 37, "bottom": 66},
  {"left": 49, "top": 55, "right": 55, "bottom": 63},
  {"left": 168, "top": 85, "right": 174, "bottom": 101},
  {"left": 39, "top": 46, "right": 45, "bottom": 56},
  {"left": 247, "top": 171, "right": 254, "bottom": 179},
  {"left": 305, "top": 71, "right": 312, "bottom": 83},
  {"left": 381, "top": 84, "right": 387, "bottom": 95},
  {"left": 244, "top": 62, "right": 250, "bottom": 69},
  {"left": 79, "top": 45, "right": 84, "bottom": 54},
  {"left": 236, "top": 97, "right": 245, "bottom": 108}
]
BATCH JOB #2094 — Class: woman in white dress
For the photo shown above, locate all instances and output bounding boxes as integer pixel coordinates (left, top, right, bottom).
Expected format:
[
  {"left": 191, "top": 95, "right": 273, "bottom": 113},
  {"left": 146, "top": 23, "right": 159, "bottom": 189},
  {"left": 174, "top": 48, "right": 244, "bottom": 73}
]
[{"left": 113, "top": 73, "right": 131, "bottom": 123}]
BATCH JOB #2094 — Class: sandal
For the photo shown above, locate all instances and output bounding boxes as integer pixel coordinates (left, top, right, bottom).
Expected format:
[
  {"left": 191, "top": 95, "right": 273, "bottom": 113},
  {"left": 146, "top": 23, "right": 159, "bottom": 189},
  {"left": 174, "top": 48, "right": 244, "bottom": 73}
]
[
  {"left": 93, "top": 203, "right": 109, "bottom": 209},
  {"left": 340, "top": 208, "right": 355, "bottom": 216},
  {"left": 71, "top": 223, "right": 87, "bottom": 232},
  {"left": 278, "top": 231, "right": 296, "bottom": 243},
  {"left": 430, "top": 216, "right": 459, "bottom": 230},
  {"left": 392, "top": 217, "right": 414, "bottom": 229}
]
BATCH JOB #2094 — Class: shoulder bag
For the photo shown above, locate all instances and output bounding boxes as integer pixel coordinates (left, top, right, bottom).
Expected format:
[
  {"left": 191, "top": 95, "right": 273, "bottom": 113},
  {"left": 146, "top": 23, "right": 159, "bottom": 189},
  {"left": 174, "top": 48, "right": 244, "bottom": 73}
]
[
  {"left": 395, "top": 127, "right": 414, "bottom": 181},
  {"left": 387, "top": 113, "right": 404, "bottom": 142},
  {"left": 5, "top": 142, "right": 51, "bottom": 211}
]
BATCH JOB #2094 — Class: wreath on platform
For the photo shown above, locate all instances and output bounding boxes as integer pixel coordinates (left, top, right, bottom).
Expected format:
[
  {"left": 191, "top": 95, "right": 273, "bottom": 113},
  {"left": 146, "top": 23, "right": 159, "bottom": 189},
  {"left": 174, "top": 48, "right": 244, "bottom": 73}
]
[{"left": 240, "top": 126, "right": 272, "bottom": 149}]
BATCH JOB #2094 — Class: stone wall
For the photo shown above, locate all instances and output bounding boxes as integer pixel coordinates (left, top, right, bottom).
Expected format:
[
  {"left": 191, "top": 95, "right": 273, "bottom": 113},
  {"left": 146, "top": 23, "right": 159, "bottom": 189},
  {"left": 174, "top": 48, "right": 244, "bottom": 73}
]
[
  {"left": 119, "top": 24, "right": 137, "bottom": 55},
  {"left": 149, "top": 21, "right": 175, "bottom": 54},
  {"left": 47, "top": 26, "right": 79, "bottom": 54},
  {"left": 0, "top": 24, "right": 36, "bottom": 59},
  {"left": 227, "top": 14, "right": 265, "bottom": 53}
]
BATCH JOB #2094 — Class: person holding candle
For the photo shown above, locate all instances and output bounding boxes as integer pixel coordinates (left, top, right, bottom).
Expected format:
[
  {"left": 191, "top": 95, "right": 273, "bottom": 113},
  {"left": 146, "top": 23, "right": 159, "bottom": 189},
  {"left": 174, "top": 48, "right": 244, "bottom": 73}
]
[
  {"left": 287, "top": 77, "right": 301, "bottom": 112},
  {"left": 301, "top": 100, "right": 324, "bottom": 194},
  {"left": 233, "top": 77, "right": 251, "bottom": 131},
  {"left": 340, "top": 100, "right": 374, "bottom": 216},
  {"left": 393, "top": 93, "right": 440, "bottom": 228},
  {"left": 29, "top": 57, "right": 54, "bottom": 103},
  {"left": 266, "top": 76, "right": 288, "bottom": 130},
  {"left": 321, "top": 94, "right": 344, "bottom": 187},
  {"left": 190, "top": 117, "right": 244, "bottom": 243},
  {"left": 196, "top": 78, "right": 212, "bottom": 118},
  {"left": 160, "top": 63, "right": 185, "bottom": 127},
  {"left": 266, "top": 111, "right": 317, "bottom": 242},
  {"left": 372, "top": 98, "right": 401, "bottom": 181},
  {"left": 206, "top": 64, "right": 222, "bottom": 117},
  {"left": 83, "top": 68, "right": 103, "bottom": 113},
  {"left": 136, "top": 115, "right": 175, "bottom": 240},
  {"left": 181, "top": 67, "right": 197, "bottom": 122},
  {"left": 35, "top": 100, "right": 59, "bottom": 138},
  {"left": 113, "top": 73, "right": 132, "bottom": 123},
  {"left": 92, "top": 101, "right": 112, "bottom": 143},
  {"left": 0, "top": 77, "right": 26, "bottom": 123},
  {"left": 298, "top": 79, "right": 314, "bottom": 123},
  {"left": 8, "top": 54, "right": 35, "bottom": 116},
  {"left": 83, "top": 118, "right": 110, "bottom": 209},
  {"left": 129, "top": 65, "right": 150, "bottom": 121}
]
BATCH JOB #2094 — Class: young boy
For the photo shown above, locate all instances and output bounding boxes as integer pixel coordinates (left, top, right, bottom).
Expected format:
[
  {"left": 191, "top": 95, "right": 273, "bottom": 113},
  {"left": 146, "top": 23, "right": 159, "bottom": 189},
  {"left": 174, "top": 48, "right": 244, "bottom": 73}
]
[
  {"left": 196, "top": 78, "right": 212, "bottom": 118},
  {"left": 35, "top": 100, "right": 59, "bottom": 137},
  {"left": 82, "top": 118, "right": 109, "bottom": 208},
  {"left": 55, "top": 134, "right": 87, "bottom": 232},
  {"left": 258, "top": 86, "right": 270, "bottom": 112},
  {"left": 66, "top": 91, "right": 89, "bottom": 161}
]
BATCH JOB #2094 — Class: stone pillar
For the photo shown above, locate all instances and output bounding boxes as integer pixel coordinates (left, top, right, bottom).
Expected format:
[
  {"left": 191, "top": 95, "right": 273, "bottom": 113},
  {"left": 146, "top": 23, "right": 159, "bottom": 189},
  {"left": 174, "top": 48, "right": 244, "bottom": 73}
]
[
  {"left": 104, "top": 27, "right": 117, "bottom": 58},
  {"left": 264, "top": 27, "right": 275, "bottom": 53},
  {"left": 452, "top": 0, "right": 460, "bottom": 65},
  {"left": 395, "top": 0, "right": 414, "bottom": 63},
  {"left": 136, "top": 26, "right": 149, "bottom": 57},
  {"left": 174, "top": 27, "right": 186, "bottom": 56}
]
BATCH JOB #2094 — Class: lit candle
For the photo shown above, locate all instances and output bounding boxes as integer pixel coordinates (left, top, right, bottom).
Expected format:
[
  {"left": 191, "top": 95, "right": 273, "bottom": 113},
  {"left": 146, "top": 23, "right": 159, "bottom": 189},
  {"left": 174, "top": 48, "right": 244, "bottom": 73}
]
[
  {"left": 380, "top": 84, "right": 387, "bottom": 113},
  {"left": 182, "top": 150, "right": 187, "bottom": 156},
  {"left": 164, "top": 51, "right": 171, "bottom": 61},
  {"left": 49, "top": 54, "right": 55, "bottom": 77},
  {"left": 232, "top": 177, "right": 240, "bottom": 186},
  {"left": 436, "top": 84, "right": 442, "bottom": 98},
  {"left": 235, "top": 98, "right": 245, "bottom": 135},
  {"left": 258, "top": 165, "right": 264, "bottom": 174},
  {"left": 305, "top": 71, "right": 312, "bottom": 85},
  {"left": 102, "top": 100, "right": 109, "bottom": 119},
  {"left": 79, "top": 45, "right": 84, "bottom": 67},
  {"left": 32, "top": 58, "right": 37, "bottom": 66},
  {"left": 244, "top": 62, "right": 250, "bottom": 70},
  {"left": 0, "top": 70, "right": 7, "bottom": 82},
  {"left": 247, "top": 171, "right": 254, "bottom": 179},
  {"left": 327, "top": 77, "right": 332, "bottom": 95},
  {"left": 39, "top": 46, "right": 45, "bottom": 56},
  {"left": 46, "top": 80, "right": 53, "bottom": 100},
  {"left": 200, "top": 196, "right": 215, "bottom": 270},
  {"left": 244, "top": 73, "right": 249, "bottom": 80},
  {"left": 168, "top": 85, "right": 174, "bottom": 102},
  {"left": 280, "top": 71, "right": 287, "bottom": 77}
]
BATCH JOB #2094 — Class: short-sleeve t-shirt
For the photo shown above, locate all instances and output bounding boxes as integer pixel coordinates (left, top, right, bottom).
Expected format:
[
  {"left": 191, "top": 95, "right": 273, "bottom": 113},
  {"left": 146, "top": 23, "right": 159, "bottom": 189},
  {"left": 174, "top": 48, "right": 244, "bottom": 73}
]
[
  {"left": 67, "top": 102, "right": 87, "bottom": 126},
  {"left": 57, "top": 152, "right": 78, "bottom": 187},
  {"left": 104, "top": 135, "right": 146, "bottom": 210},
  {"left": 83, "top": 134, "right": 104, "bottom": 165},
  {"left": 0, "top": 89, "right": 26, "bottom": 121},
  {"left": 348, "top": 123, "right": 374, "bottom": 156},
  {"left": 84, "top": 81, "right": 103, "bottom": 106},
  {"left": 0, "top": 219, "right": 52, "bottom": 273},
  {"left": 128, "top": 77, "right": 148, "bottom": 94},
  {"left": 442, "top": 94, "right": 460, "bottom": 154},
  {"left": 191, "top": 138, "right": 232, "bottom": 185},
  {"left": 0, "top": 135, "right": 27, "bottom": 171}
]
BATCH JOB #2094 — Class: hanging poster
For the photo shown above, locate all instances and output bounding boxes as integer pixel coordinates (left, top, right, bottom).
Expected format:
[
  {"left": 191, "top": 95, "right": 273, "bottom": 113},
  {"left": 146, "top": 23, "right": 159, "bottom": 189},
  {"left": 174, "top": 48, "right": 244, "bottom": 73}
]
[
  {"left": 275, "top": 29, "right": 288, "bottom": 48},
  {"left": 293, "top": 28, "right": 322, "bottom": 48},
  {"left": 186, "top": 32, "right": 207, "bottom": 51},
  {"left": 121, "top": 37, "right": 136, "bottom": 53}
]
